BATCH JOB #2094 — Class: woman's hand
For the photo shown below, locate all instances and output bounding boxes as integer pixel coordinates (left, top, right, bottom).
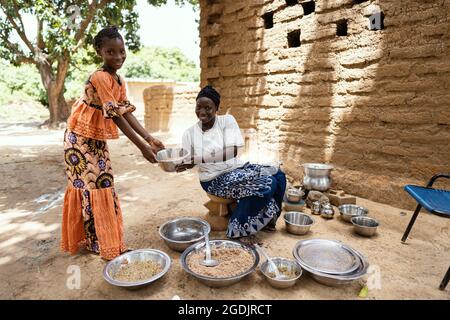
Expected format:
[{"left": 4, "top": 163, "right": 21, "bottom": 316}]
[
  {"left": 175, "top": 163, "right": 196, "bottom": 172},
  {"left": 140, "top": 144, "right": 157, "bottom": 163},
  {"left": 175, "top": 158, "right": 196, "bottom": 172}
]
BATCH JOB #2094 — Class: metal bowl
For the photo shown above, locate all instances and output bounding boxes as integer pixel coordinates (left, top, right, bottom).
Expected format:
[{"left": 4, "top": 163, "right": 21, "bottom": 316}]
[
  {"left": 156, "top": 148, "right": 190, "bottom": 172},
  {"left": 339, "top": 204, "right": 369, "bottom": 223},
  {"left": 286, "top": 189, "right": 303, "bottom": 203},
  {"left": 351, "top": 216, "right": 379, "bottom": 237},
  {"left": 305, "top": 254, "right": 369, "bottom": 287},
  {"left": 260, "top": 257, "right": 302, "bottom": 289},
  {"left": 284, "top": 212, "right": 315, "bottom": 235},
  {"left": 293, "top": 240, "right": 369, "bottom": 287},
  {"left": 180, "top": 239, "right": 260, "bottom": 287},
  {"left": 159, "top": 217, "right": 211, "bottom": 252},
  {"left": 102, "top": 249, "right": 171, "bottom": 290}
]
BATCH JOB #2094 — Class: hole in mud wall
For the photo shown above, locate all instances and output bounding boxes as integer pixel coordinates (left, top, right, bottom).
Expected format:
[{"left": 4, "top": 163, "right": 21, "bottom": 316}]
[
  {"left": 262, "top": 11, "right": 274, "bottom": 29},
  {"left": 207, "top": 14, "right": 221, "bottom": 25},
  {"left": 353, "top": 0, "right": 369, "bottom": 4},
  {"left": 207, "top": 57, "right": 219, "bottom": 68},
  {"left": 206, "top": 36, "right": 219, "bottom": 46},
  {"left": 287, "top": 29, "right": 301, "bottom": 48},
  {"left": 285, "top": 0, "right": 298, "bottom": 6},
  {"left": 207, "top": 78, "right": 220, "bottom": 87},
  {"left": 206, "top": 0, "right": 220, "bottom": 4},
  {"left": 301, "top": 1, "right": 315, "bottom": 16},
  {"left": 336, "top": 19, "right": 348, "bottom": 36}
]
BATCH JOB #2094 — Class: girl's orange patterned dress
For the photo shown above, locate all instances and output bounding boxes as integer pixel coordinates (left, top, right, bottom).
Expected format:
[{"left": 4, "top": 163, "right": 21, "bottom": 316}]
[{"left": 61, "top": 68, "right": 135, "bottom": 260}]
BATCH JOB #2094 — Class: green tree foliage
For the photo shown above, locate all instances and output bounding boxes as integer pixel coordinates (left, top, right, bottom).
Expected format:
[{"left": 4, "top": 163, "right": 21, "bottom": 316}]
[{"left": 123, "top": 46, "right": 199, "bottom": 82}]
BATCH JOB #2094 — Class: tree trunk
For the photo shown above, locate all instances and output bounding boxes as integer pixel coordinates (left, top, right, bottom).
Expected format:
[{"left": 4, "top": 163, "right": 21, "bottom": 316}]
[
  {"left": 47, "top": 84, "right": 69, "bottom": 127},
  {"left": 37, "top": 58, "right": 70, "bottom": 128}
]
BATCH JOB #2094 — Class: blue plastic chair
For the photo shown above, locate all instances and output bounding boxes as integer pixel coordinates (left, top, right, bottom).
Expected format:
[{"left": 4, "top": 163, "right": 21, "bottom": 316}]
[{"left": 401, "top": 173, "right": 450, "bottom": 290}]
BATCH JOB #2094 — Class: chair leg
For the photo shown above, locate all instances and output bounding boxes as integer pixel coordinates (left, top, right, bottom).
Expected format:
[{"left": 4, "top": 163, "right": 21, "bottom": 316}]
[
  {"left": 401, "top": 204, "right": 422, "bottom": 243},
  {"left": 439, "top": 266, "right": 450, "bottom": 291}
]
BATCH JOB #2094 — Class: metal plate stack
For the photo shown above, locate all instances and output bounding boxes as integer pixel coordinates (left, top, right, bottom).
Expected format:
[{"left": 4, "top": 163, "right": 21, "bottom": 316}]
[{"left": 292, "top": 239, "right": 369, "bottom": 286}]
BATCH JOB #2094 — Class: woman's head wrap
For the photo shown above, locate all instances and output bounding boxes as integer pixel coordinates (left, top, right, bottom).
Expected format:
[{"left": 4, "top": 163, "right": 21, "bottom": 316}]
[{"left": 196, "top": 85, "right": 220, "bottom": 108}]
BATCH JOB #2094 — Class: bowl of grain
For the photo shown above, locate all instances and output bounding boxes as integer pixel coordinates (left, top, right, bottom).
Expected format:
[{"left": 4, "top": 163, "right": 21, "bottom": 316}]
[
  {"left": 103, "top": 249, "right": 171, "bottom": 290},
  {"left": 259, "top": 257, "right": 302, "bottom": 289},
  {"left": 180, "top": 239, "right": 260, "bottom": 287}
]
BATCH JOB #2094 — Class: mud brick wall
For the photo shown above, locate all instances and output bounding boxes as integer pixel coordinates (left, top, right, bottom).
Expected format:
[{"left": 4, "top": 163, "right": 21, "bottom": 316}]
[
  {"left": 126, "top": 79, "right": 177, "bottom": 117},
  {"left": 144, "top": 84, "right": 200, "bottom": 137},
  {"left": 199, "top": 0, "right": 450, "bottom": 209}
]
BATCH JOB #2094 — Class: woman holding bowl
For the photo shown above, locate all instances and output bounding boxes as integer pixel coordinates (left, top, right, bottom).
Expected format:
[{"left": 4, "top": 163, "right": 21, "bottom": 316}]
[{"left": 176, "top": 86, "right": 286, "bottom": 242}]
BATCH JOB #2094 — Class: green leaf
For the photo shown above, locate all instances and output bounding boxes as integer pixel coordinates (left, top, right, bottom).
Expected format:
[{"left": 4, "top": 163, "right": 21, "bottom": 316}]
[{"left": 358, "top": 285, "right": 369, "bottom": 298}]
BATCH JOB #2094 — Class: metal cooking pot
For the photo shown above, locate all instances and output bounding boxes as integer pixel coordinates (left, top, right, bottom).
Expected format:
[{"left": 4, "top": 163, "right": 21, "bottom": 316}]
[
  {"left": 302, "top": 163, "right": 333, "bottom": 191},
  {"left": 320, "top": 203, "right": 335, "bottom": 219}
]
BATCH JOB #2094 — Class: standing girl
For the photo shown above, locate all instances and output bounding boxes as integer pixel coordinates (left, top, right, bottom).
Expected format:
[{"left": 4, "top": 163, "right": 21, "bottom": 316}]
[{"left": 61, "top": 26, "right": 164, "bottom": 260}]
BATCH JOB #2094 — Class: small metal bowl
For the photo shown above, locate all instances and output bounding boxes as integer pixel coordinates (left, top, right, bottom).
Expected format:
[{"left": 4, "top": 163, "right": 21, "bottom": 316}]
[
  {"left": 180, "top": 240, "right": 259, "bottom": 287},
  {"left": 339, "top": 204, "right": 369, "bottom": 223},
  {"left": 260, "top": 257, "right": 302, "bottom": 289},
  {"left": 286, "top": 189, "right": 303, "bottom": 203},
  {"left": 103, "top": 249, "right": 171, "bottom": 290},
  {"left": 351, "top": 216, "right": 379, "bottom": 237},
  {"left": 284, "top": 212, "right": 315, "bottom": 235},
  {"left": 156, "top": 148, "right": 190, "bottom": 172},
  {"left": 159, "top": 217, "right": 211, "bottom": 252}
]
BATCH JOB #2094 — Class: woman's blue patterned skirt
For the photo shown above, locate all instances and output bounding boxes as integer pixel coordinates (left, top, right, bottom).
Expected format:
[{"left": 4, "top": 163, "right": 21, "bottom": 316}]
[{"left": 200, "top": 163, "right": 287, "bottom": 238}]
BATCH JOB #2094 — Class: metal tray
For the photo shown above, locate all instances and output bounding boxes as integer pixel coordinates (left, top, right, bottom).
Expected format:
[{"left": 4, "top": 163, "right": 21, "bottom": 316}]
[
  {"left": 293, "top": 239, "right": 361, "bottom": 275},
  {"left": 299, "top": 252, "right": 369, "bottom": 287}
]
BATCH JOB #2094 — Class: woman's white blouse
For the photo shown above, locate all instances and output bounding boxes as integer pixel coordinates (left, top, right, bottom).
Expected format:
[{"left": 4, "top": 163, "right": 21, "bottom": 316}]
[{"left": 182, "top": 114, "right": 245, "bottom": 182}]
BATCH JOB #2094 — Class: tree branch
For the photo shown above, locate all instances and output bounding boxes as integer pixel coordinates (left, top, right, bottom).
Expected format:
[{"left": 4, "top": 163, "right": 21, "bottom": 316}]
[
  {"left": 37, "top": 17, "right": 44, "bottom": 50},
  {"left": 0, "top": 32, "right": 34, "bottom": 65},
  {"left": 12, "top": 0, "right": 26, "bottom": 33},
  {"left": 0, "top": 1, "right": 35, "bottom": 54},
  {"left": 74, "top": 0, "right": 109, "bottom": 43}
]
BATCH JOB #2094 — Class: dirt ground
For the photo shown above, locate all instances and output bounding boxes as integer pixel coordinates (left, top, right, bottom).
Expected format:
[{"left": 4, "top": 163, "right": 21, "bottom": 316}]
[{"left": 0, "top": 122, "right": 449, "bottom": 300}]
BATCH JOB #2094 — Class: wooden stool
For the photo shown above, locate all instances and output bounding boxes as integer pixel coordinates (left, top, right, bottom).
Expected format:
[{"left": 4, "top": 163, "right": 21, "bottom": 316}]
[{"left": 203, "top": 193, "right": 237, "bottom": 231}]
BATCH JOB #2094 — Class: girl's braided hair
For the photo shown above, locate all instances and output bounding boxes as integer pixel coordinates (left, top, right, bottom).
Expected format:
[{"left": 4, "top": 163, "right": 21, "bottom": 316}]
[{"left": 93, "top": 26, "right": 123, "bottom": 50}]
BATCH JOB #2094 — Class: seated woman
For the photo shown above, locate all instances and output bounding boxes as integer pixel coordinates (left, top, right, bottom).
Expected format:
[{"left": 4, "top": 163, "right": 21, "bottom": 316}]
[{"left": 176, "top": 86, "right": 286, "bottom": 241}]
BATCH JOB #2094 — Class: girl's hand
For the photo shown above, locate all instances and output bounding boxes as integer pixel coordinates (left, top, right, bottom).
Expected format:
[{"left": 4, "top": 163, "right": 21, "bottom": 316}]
[
  {"left": 145, "top": 136, "right": 165, "bottom": 153},
  {"left": 140, "top": 144, "right": 157, "bottom": 163}
]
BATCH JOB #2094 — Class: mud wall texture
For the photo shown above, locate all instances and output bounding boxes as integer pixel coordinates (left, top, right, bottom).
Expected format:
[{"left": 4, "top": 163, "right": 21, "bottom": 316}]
[
  {"left": 144, "top": 84, "right": 199, "bottom": 137},
  {"left": 198, "top": 0, "right": 450, "bottom": 209}
]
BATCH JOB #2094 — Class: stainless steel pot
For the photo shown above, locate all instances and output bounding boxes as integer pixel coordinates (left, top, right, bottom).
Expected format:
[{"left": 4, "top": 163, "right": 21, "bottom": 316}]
[
  {"left": 302, "top": 163, "right": 333, "bottom": 191},
  {"left": 320, "top": 203, "right": 335, "bottom": 219},
  {"left": 311, "top": 201, "right": 322, "bottom": 215}
]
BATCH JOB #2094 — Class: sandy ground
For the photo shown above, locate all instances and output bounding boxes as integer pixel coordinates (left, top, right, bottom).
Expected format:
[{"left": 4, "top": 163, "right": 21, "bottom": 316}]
[{"left": 0, "top": 122, "right": 449, "bottom": 300}]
